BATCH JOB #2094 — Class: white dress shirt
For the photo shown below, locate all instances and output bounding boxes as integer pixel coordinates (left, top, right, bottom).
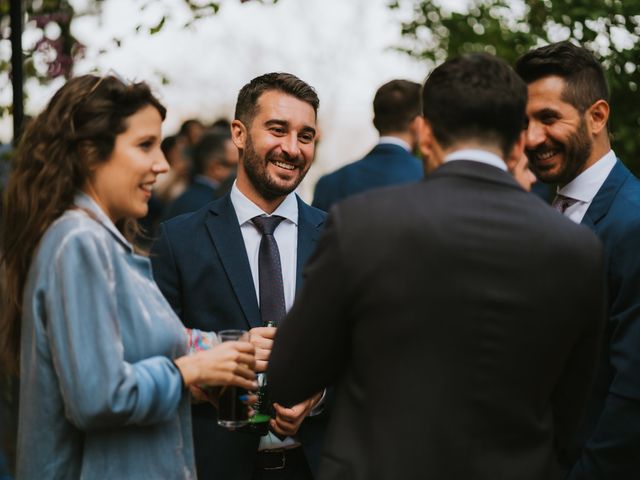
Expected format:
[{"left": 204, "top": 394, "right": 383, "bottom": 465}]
[
  {"left": 229, "top": 182, "right": 300, "bottom": 450},
  {"left": 556, "top": 150, "right": 617, "bottom": 224},
  {"left": 378, "top": 136, "right": 411, "bottom": 152},
  {"left": 444, "top": 148, "right": 508, "bottom": 171}
]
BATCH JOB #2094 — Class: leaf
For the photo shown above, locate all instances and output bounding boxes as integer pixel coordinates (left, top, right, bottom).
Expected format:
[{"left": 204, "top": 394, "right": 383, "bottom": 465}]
[{"left": 149, "top": 16, "right": 167, "bottom": 35}]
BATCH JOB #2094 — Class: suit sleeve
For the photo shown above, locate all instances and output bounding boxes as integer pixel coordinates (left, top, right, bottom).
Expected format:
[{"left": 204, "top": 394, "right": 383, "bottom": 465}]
[
  {"left": 150, "top": 222, "right": 183, "bottom": 318},
  {"left": 46, "top": 231, "right": 183, "bottom": 430},
  {"left": 268, "top": 210, "right": 351, "bottom": 406},
  {"left": 569, "top": 218, "right": 640, "bottom": 479}
]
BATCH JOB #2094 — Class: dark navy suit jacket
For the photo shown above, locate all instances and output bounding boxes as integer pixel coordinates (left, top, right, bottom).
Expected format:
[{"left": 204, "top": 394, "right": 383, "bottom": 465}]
[
  {"left": 151, "top": 194, "right": 328, "bottom": 480},
  {"left": 569, "top": 159, "right": 640, "bottom": 479},
  {"left": 312, "top": 142, "right": 423, "bottom": 212},
  {"left": 163, "top": 177, "right": 219, "bottom": 221}
]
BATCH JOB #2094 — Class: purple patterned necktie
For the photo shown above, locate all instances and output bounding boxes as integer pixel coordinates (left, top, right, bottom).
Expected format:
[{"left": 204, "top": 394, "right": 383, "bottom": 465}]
[
  {"left": 252, "top": 215, "right": 286, "bottom": 326},
  {"left": 552, "top": 194, "right": 578, "bottom": 214}
]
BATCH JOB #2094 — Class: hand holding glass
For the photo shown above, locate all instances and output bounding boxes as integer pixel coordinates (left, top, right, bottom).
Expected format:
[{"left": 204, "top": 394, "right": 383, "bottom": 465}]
[{"left": 216, "top": 329, "right": 255, "bottom": 429}]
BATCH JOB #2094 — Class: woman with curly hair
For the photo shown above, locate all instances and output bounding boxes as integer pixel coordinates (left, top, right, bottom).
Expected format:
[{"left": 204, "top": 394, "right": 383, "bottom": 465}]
[{"left": 0, "top": 75, "right": 257, "bottom": 479}]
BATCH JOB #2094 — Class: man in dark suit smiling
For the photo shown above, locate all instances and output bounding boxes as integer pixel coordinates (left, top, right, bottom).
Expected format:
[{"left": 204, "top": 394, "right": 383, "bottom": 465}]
[
  {"left": 152, "top": 72, "right": 327, "bottom": 480},
  {"left": 269, "top": 54, "right": 605, "bottom": 480},
  {"left": 517, "top": 41, "right": 640, "bottom": 480}
]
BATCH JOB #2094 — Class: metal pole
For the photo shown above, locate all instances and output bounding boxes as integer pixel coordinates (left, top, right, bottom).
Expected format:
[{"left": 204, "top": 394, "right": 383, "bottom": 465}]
[{"left": 10, "top": 0, "right": 24, "bottom": 146}]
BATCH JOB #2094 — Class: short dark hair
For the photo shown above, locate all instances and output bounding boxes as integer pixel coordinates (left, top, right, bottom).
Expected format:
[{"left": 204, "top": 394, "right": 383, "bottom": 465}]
[
  {"left": 234, "top": 72, "right": 319, "bottom": 127},
  {"left": 161, "top": 134, "right": 181, "bottom": 159},
  {"left": 179, "top": 118, "right": 204, "bottom": 137},
  {"left": 373, "top": 79, "right": 421, "bottom": 135},
  {"left": 515, "top": 41, "right": 609, "bottom": 112},
  {"left": 192, "top": 132, "right": 229, "bottom": 175},
  {"left": 422, "top": 53, "right": 527, "bottom": 157}
]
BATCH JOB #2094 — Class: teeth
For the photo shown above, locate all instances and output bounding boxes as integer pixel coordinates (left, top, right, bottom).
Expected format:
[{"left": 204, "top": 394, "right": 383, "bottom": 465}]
[
  {"left": 272, "top": 160, "right": 295, "bottom": 170},
  {"left": 140, "top": 184, "right": 154, "bottom": 192},
  {"left": 538, "top": 150, "right": 557, "bottom": 160}
]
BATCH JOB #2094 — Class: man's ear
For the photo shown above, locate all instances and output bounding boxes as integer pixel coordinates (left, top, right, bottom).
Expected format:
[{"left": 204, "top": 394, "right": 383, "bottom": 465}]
[
  {"left": 587, "top": 99, "right": 609, "bottom": 136},
  {"left": 505, "top": 131, "right": 526, "bottom": 172},
  {"left": 417, "top": 117, "right": 446, "bottom": 174},
  {"left": 417, "top": 116, "right": 434, "bottom": 159},
  {"left": 231, "top": 119, "right": 247, "bottom": 150}
]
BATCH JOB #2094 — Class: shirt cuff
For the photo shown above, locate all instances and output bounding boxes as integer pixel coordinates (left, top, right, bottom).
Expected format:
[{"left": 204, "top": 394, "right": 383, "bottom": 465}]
[{"left": 308, "top": 389, "right": 327, "bottom": 417}]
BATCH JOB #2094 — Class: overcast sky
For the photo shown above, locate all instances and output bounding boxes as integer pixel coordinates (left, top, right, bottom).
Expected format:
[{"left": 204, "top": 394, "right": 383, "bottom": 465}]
[{"left": 4, "top": 0, "right": 469, "bottom": 199}]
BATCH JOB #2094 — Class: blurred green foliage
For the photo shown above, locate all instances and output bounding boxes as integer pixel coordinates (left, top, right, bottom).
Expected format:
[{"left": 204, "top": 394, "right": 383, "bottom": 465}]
[{"left": 389, "top": 0, "right": 640, "bottom": 175}]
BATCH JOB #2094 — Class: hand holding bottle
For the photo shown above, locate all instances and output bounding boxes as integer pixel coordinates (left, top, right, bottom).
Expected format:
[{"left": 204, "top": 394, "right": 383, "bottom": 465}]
[{"left": 248, "top": 326, "right": 277, "bottom": 372}]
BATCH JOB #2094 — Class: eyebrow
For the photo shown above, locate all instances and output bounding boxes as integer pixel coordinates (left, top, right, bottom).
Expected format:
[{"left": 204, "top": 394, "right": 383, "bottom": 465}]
[
  {"left": 265, "top": 119, "right": 316, "bottom": 137},
  {"left": 531, "top": 108, "right": 561, "bottom": 119}
]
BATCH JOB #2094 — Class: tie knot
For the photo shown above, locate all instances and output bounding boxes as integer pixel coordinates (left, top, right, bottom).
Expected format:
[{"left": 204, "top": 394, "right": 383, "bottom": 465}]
[
  {"left": 252, "top": 215, "right": 285, "bottom": 236},
  {"left": 553, "top": 194, "right": 579, "bottom": 214}
]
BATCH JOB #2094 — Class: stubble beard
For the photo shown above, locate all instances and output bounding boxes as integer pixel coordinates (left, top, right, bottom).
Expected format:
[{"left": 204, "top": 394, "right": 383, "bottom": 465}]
[
  {"left": 528, "top": 116, "right": 592, "bottom": 186},
  {"left": 242, "top": 134, "right": 308, "bottom": 201}
]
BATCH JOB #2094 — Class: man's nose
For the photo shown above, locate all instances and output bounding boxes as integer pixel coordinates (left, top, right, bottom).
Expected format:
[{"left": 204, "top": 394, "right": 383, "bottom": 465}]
[
  {"left": 280, "top": 133, "right": 301, "bottom": 158},
  {"left": 525, "top": 121, "right": 545, "bottom": 150}
]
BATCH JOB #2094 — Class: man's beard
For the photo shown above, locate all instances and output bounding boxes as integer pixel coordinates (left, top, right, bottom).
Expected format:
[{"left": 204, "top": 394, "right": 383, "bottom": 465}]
[
  {"left": 527, "top": 116, "right": 592, "bottom": 185},
  {"left": 242, "top": 134, "right": 307, "bottom": 201}
]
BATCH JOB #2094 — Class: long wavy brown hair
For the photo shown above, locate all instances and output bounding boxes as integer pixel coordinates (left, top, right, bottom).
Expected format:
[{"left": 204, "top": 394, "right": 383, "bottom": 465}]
[{"left": 0, "top": 74, "right": 166, "bottom": 374}]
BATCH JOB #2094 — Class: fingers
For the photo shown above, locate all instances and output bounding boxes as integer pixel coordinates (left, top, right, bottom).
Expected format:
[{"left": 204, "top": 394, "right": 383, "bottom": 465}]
[
  {"left": 270, "top": 414, "right": 300, "bottom": 437},
  {"left": 272, "top": 402, "right": 307, "bottom": 423},
  {"left": 255, "top": 359, "right": 269, "bottom": 373},
  {"left": 227, "top": 374, "right": 258, "bottom": 391},
  {"left": 249, "top": 326, "right": 277, "bottom": 340},
  {"left": 241, "top": 393, "right": 258, "bottom": 406},
  {"left": 236, "top": 352, "right": 256, "bottom": 370},
  {"left": 235, "top": 362, "right": 256, "bottom": 381},
  {"left": 249, "top": 327, "right": 275, "bottom": 372},
  {"left": 228, "top": 340, "right": 256, "bottom": 353},
  {"left": 249, "top": 328, "right": 276, "bottom": 353}
]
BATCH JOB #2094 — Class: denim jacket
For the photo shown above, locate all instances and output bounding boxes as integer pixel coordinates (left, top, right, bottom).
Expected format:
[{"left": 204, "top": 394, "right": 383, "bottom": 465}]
[{"left": 17, "top": 193, "right": 195, "bottom": 479}]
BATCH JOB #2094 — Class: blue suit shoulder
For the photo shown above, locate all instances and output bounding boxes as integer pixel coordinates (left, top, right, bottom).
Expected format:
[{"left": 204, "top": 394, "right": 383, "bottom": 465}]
[{"left": 312, "top": 143, "right": 422, "bottom": 211}]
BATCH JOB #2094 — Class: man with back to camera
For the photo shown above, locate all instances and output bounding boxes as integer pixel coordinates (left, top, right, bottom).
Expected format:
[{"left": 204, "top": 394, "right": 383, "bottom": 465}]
[
  {"left": 151, "top": 72, "right": 328, "bottom": 480},
  {"left": 516, "top": 41, "right": 640, "bottom": 479},
  {"left": 311, "top": 79, "right": 423, "bottom": 211},
  {"left": 268, "top": 53, "right": 606, "bottom": 480}
]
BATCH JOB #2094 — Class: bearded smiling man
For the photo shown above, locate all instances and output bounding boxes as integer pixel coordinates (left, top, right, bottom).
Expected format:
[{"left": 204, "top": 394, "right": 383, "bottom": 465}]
[
  {"left": 516, "top": 42, "right": 640, "bottom": 479},
  {"left": 151, "top": 72, "right": 327, "bottom": 480}
]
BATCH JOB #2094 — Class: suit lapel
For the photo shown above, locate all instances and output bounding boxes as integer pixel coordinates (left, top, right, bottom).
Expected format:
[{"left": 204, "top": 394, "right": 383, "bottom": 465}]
[
  {"left": 205, "top": 196, "right": 261, "bottom": 328},
  {"left": 581, "top": 159, "right": 628, "bottom": 230},
  {"left": 295, "top": 196, "right": 324, "bottom": 293}
]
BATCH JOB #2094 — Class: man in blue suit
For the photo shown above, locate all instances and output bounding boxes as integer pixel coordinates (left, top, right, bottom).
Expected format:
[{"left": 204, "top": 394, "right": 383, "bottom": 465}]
[
  {"left": 517, "top": 41, "right": 640, "bottom": 479},
  {"left": 163, "top": 131, "right": 238, "bottom": 220},
  {"left": 151, "top": 73, "right": 327, "bottom": 480},
  {"left": 311, "top": 79, "right": 423, "bottom": 211}
]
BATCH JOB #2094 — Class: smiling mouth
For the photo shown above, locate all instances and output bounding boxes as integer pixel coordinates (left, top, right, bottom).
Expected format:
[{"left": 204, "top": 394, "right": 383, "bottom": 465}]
[
  {"left": 528, "top": 148, "right": 561, "bottom": 167},
  {"left": 271, "top": 160, "right": 296, "bottom": 171},
  {"left": 140, "top": 183, "right": 154, "bottom": 193}
]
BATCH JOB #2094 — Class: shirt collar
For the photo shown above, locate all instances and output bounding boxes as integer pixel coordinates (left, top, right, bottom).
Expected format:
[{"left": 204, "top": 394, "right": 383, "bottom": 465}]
[
  {"left": 378, "top": 136, "right": 411, "bottom": 152},
  {"left": 444, "top": 149, "right": 508, "bottom": 171},
  {"left": 557, "top": 150, "right": 617, "bottom": 203},
  {"left": 230, "top": 181, "right": 298, "bottom": 227},
  {"left": 74, "top": 191, "right": 133, "bottom": 251}
]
